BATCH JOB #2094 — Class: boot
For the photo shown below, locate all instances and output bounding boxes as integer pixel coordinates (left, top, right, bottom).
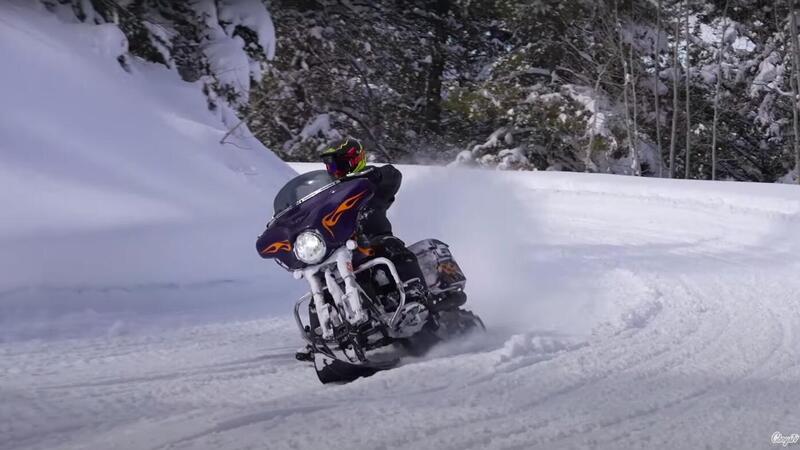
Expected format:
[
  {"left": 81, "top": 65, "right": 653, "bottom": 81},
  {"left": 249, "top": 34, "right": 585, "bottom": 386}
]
[
  {"left": 295, "top": 344, "right": 313, "bottom": 362},
  {"left": 390, "top": 301, "right": 429, "bottom": 338},
  {"left": 403, "top": 277, "right": 431, "bottom": 308}
]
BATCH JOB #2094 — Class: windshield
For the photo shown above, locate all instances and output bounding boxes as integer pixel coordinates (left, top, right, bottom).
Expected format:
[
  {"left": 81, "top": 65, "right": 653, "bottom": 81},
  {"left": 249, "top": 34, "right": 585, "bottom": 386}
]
[{"left": 273, "top": 170, "right": 335, "bottom": 215}]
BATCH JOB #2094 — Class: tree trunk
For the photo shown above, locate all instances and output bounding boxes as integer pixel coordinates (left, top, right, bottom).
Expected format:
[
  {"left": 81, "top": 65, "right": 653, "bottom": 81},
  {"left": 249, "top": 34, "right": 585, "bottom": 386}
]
[
  {"left": 711, "top": 0, "right": 730, "bottom": 181},
  {"left": 669, "top": 18, "right": 680, "bottom": 178},
  {"left": 586, "top": 67, "right": 607, "bottom": 173},
  {"left": 423, "top": 0, "right": 450, "bottom": 133},
  {"left": 631, "top": 42, "right": 641, "bottom": 175},
  {"left": 615, "top": 0, "right": 639, "bottom": 175},
  {"left": 683, "top": 1, "right": 692, "bottom": 179},
  {"left": 654, "top": 0, "right": 663, "bottom": 177},
  {"left": 790, "top": 3, "right": 800, "bottom": 183}
]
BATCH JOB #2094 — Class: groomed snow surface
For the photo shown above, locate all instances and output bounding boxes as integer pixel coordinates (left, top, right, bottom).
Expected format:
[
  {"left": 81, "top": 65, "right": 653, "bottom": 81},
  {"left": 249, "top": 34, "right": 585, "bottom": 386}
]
[
  {"left": 3, "top": 3, "right": 800, "bottom": 450},
  {"left": 5, "top": 162, "right": 800, "bottom": 450}
]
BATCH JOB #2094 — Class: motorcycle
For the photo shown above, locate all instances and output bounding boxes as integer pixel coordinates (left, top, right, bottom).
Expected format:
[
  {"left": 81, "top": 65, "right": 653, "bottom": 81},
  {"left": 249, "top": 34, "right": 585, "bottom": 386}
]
[{"left": 257, "top": 169, "right": 484, "bottom": 383}]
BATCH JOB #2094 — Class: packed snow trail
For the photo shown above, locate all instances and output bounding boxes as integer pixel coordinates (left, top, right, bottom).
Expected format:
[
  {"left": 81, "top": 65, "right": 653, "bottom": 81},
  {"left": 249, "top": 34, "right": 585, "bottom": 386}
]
[{"left": 3, "top": 164, "right": 800, "bottom": 450}]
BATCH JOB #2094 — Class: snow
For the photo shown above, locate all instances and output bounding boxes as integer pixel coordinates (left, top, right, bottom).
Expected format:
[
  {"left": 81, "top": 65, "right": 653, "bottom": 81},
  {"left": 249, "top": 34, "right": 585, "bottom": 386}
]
[
  {"left": 89, "top": 23, "right": 129, "bottom": 59},
  {"left": 699, "top": 63, "right": 717, "bottom": 84},
  {"left": 5, "top": 161, "right": 800, "bottom": 449},
  {"left": 496, "top": 148, "right": 529, "bottom": 170},
  {"left": 750, "top": 52, "right": 781, "bottom": 97},
  {"left": 194, "top": 0, "right": 277, "bottom": 103},
  {"left": 143, "top": 21, "right": 175, "bottom": 69},
  {"left": 778, "top": 167, "right": 799, "bottom": 184},
  {"left": 468, "top": 127, "right": 509, "bottom": 156},
  {"left": 308, "top": 26, "right": 324, "bottom": 40},
  {"left": 216, "top": 0, "right": 277, "bottom": 61},
  {"left": 732, "top": 35, "right": 756, "bottom": 52},
  {"left": 697, "top": 22, "right": 720, "bottom": 45},
  {"left": 698, "top": 17, "right": 753, "bottom": 53},
  {"left": 4, "top": 3, "right": 800, "bottom": 449},
  {"left": 564, "top": 84, "right": 610, "bottom": 137},
  {"left": 299, "top": 113, "right": 333, "bottom": 140},
  {"left": 0, "top": 2, "right": 296, "bottom": 338}
]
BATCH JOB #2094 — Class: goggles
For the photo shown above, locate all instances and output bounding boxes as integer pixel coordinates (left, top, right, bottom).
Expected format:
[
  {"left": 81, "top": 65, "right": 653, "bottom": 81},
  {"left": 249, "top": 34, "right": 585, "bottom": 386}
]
[{"left": 322, "top": 146, "right": 362, "bottom": 178}]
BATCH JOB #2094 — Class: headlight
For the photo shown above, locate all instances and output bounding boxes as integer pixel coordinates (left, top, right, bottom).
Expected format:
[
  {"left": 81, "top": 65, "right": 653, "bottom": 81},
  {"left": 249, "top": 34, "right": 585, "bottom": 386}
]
[{"left": 294, "top": 230, "right": 326, "bottom": 264}]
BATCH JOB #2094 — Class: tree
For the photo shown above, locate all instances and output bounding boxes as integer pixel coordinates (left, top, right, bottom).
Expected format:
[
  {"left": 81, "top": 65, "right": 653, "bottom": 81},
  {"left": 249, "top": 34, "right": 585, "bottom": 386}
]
[
  {"left": 790, "top": 2, "right": 800, "bottom": 183},
  {"left": 614, "top": 0, "right": 639, "bottom": 175},
  {"left": 629, "top": 6, "right": 641, "bottom": 176},
  {"left": 423, "top": 0, "right": 452, "bottom": 133},
  {"left": 683, "top": 0, "right": 692, "bottom": 179},
  {"left": 654, "top": 0, "right": 664, "bottom": 177},
  {"left": 711, "top": 0, "right": 730, "bottom": 181},
  {"left": 669, "top": 14, "right": 680, "bottom": 178}
]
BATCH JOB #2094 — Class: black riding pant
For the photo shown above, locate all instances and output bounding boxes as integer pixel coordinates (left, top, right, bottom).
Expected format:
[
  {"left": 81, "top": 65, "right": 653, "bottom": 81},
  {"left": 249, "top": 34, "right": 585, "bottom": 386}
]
[{"left": 367, "top": 235, "right": 426, "bottom": 286}]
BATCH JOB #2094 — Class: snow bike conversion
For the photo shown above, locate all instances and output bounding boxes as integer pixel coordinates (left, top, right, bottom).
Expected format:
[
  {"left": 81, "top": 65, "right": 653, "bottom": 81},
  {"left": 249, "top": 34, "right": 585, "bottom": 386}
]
[{"left": 256, "top": 137, "right": 484, "bottom": 383}]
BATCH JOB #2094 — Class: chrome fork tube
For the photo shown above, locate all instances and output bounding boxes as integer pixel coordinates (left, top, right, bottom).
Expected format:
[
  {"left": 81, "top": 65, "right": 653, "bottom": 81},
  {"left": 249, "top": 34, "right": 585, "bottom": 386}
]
[
  {"left": 335, "top": 247, "right": 368, "bottom": 325},
  {"left": 305, "top": 270, "right": 335, "bottom": 339},
  {"left": 324, "top": 268, "right": 355, "bottom": 322}
]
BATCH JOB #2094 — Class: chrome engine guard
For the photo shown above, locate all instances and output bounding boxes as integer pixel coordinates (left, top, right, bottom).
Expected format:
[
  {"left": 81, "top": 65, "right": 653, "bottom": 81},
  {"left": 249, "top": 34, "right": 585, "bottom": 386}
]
[{"left": 292, "top": 241, "right": 407, "bottom": 342}]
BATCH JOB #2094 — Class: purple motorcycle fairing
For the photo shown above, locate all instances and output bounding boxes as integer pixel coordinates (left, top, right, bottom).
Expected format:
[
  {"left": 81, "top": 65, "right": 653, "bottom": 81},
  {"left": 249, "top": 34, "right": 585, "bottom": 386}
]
[{"left": 257, "top": 178, "right": 375, "bottom": 270}]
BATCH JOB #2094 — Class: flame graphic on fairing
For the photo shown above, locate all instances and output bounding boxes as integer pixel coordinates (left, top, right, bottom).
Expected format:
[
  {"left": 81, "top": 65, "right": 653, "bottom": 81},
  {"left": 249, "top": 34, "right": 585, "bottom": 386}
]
[
  {"left": 259, "top": 240, "right": 292, "bottom": 255},
  {"left": 322, "top": 190, "right": 368, "bottom": 237}
]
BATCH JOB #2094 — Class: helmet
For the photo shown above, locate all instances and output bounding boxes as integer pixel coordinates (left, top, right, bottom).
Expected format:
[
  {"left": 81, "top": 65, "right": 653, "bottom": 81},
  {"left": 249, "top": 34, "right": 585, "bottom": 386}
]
[{"left": 321, "top": 137, "right": 367, "bottom": 179}]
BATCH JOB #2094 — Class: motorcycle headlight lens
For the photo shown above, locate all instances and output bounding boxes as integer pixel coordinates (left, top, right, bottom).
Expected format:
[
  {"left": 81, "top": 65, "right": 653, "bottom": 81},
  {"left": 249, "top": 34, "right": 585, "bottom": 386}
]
[{"left": 294, "top": 231, "right": 326, "bottom": 264}]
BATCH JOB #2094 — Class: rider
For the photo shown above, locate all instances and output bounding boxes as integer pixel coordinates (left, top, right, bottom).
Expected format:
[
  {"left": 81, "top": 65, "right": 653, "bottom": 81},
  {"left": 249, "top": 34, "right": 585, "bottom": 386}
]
[
  {"left": 319, "top": 137, "right": 428, "bottom": 294},
  {"left": 296, "top": 137, "right": 429, "bottom": 361}
]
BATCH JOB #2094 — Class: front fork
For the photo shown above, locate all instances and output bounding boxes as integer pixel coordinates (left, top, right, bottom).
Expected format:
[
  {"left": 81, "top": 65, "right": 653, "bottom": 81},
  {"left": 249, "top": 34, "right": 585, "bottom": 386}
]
[{"left": 303, "top": 243, "right": 368, "bottom": 339}]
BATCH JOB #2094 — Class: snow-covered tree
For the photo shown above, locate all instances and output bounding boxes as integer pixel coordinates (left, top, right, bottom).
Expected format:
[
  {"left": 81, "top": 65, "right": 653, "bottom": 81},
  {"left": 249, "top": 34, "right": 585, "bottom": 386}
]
[
  {"left": 34, "top": 0, "right": 800, "bottom": 182},
  {"left": 38, "top": 0, "right": 277, "bottom": 129}
]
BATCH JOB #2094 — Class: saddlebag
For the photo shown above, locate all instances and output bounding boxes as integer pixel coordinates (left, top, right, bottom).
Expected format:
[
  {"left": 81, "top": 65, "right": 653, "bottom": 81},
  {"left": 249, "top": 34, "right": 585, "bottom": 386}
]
[{"left": 408, "top": 239, "right": 467, "bottom": 295}]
